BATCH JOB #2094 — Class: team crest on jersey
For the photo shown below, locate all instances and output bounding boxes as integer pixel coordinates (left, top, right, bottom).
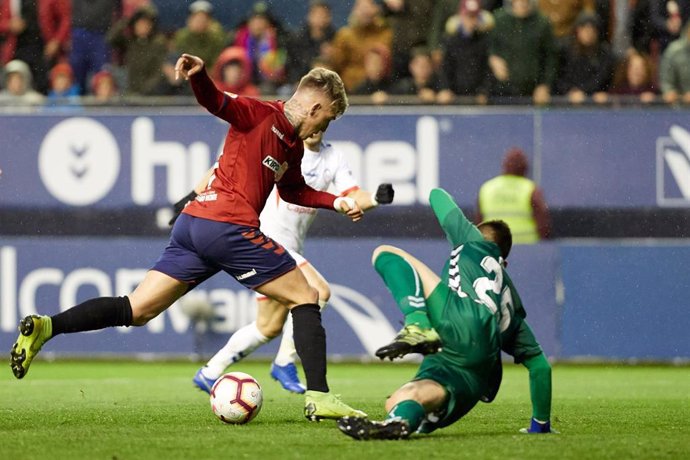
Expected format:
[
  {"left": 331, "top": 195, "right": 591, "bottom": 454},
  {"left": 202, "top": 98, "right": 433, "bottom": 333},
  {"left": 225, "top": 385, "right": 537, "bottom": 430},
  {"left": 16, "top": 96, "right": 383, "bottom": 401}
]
[{"left": 262, "top": 155, "right": 288, "bottom": 180}]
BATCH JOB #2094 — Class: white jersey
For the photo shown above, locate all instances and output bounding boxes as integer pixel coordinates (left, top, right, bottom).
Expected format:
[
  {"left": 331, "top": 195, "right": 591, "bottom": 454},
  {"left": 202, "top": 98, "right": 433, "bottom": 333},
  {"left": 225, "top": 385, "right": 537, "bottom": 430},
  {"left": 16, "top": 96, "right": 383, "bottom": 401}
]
[{"left": 259, "top": 141, "right": 359, "bottom": 255}]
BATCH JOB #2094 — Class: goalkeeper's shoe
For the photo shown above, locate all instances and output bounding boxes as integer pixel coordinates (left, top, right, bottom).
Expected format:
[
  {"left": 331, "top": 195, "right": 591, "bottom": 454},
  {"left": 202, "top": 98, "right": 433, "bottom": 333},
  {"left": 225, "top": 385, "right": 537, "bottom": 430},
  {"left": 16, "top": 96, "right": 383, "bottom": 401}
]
[
  {"left": 270, "top": 362, "right": 306, "bottom": 394},
  {"left": 519, "top": 418, "right": 559, "bottom": 434},
  {"left": 193, "top": 368, "right": 218, "bottom": 394},
  {"left": 375, "top": 324, "right": 442, "bottom": 360},
  {"left": 10, "top": 315, "right": 52, "bottom": 379},
  {"left": 337, "top": 416, "right": 411, "bottom": 441},
  {"left": 304, "top": 391, "right": 367, "bottom": 422}
]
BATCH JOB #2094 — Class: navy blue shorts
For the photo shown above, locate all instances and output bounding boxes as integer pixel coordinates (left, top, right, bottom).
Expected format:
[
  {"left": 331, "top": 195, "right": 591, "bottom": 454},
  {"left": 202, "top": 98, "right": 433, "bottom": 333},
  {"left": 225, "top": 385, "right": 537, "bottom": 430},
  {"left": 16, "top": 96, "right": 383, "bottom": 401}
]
[{"left": 152, "top": 213, "right": 296, "bottom": 289}]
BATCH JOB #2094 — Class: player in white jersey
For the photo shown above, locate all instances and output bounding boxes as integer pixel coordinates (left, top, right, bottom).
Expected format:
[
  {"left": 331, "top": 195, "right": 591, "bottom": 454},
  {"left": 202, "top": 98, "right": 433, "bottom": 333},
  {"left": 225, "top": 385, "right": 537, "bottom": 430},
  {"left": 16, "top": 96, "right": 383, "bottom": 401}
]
[{"left": 190, "top": 131, "right": 395, "bottom": 394}]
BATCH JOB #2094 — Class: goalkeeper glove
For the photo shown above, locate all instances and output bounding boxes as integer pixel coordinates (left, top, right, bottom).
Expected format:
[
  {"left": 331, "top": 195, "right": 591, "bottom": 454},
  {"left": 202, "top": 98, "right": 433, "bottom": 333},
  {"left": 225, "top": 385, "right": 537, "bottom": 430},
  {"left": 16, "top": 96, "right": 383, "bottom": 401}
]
[
  {"left": 519, "top": 418, "right": 558, "bottom": 434},
  {"left": 168, "top": 190, "right": 198, "bottom": 226},
  {"left": 371, "top": 183, "right": 394, "bottom": 206}
]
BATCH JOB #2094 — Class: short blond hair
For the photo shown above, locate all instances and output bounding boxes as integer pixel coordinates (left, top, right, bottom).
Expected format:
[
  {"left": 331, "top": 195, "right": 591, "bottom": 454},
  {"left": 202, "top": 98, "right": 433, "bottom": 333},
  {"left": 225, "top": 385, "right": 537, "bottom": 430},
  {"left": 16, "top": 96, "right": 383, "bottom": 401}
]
[{"left": 297, "top": 67, "right": 349, "bottom": 118}]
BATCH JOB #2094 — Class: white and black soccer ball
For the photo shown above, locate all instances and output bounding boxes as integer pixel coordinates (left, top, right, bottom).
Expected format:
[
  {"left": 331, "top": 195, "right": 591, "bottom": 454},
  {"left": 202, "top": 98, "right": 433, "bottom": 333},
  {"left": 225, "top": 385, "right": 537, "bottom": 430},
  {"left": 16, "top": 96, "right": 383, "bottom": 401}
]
[{"left": 210, "top": 372, "right": 263, "bottom": 424}]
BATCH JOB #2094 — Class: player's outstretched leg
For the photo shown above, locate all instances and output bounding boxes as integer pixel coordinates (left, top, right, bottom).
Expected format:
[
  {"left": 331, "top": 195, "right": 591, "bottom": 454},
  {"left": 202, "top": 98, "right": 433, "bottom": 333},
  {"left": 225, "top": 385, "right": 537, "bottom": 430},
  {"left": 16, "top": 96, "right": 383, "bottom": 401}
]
[
  {"left": 375, "top": 324, "right": 442, "bottom": 360},
  {"left": 10, "top": 315, "right": 53, "bottom": 379},
  {"left": 337, "top": 416, "right": 410, "bottom": 440},
  {"left": 372, "top": 249, "right": 442, "bottom": 360},
  {"left": 304, "top": 391, "right": 367, "bottom": 422}
]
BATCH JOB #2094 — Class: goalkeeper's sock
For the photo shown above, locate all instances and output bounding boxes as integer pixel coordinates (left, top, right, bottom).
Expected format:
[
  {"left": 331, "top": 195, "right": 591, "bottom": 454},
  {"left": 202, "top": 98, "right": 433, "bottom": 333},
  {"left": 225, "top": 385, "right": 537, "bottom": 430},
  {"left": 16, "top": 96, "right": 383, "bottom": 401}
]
[
  {"left": 386, "top": 400, "right": 426, "bottom": 432},
  {"left": 275, "top": 299, "right": 327, "bottom": 366},
  {"left": 291, "top": 303, "right": 328, "bottom": 392},
  {"left": 51, "top": 296, "right": 133, "bottom": 336},
  {"left": 205, "top": 322, "right": 270, "bottom": 379},
  {"left": 373, "top": 251, "right": 431, "bottom": 329}
]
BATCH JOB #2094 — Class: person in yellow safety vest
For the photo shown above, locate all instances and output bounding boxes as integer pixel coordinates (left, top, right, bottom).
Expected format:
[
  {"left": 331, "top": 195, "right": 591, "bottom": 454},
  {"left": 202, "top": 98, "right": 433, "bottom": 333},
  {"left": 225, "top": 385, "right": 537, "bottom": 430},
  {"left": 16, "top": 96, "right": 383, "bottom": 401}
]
[{"left": 477, "top": 147, "right": 551, "bottom": 244}]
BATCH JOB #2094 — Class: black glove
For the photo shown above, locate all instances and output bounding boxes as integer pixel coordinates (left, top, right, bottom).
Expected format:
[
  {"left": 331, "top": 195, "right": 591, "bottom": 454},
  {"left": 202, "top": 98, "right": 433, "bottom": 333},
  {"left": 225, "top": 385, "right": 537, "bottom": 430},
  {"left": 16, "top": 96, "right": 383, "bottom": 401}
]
[
  {"left": 168, "top": 190, "right": 198, "bottom": 226},
  {"left": 374, "top": 183, "right": 394, "bottom": 205}
]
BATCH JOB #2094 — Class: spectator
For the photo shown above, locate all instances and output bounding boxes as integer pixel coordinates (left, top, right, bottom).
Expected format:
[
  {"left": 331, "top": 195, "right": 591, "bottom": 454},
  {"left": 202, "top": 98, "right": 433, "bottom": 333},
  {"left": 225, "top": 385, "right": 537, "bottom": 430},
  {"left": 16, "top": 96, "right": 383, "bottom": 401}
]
[
  {"left": 211, "top": 46, "right": 260, "bottom": 97},
  {"left": 381, "top": 0, "right": 435, "bottom": 79},
  {"left": 352, "top": 44, "right": 393, "bottom": 104},
  {"left": 555, "top": 12, "right": 616, "bottom": 104},
  {"left": 285, "top": 1, "right": 336, "bottom": 87},
  {"left": 610, "top": 49, "right": 658, "bottom": 103},
  {"left": 70, "top": 0, "right": 122, "bottom": 94},
  {"left": 330, "top": 0, "right": 393, "bottom": 92},
  {"left": 488, "top": 0, "right": 558, "bottom": 105},
  {"left": 537, "top": 0, "right": 596, "bottom": 43},
  {"left": 46, "top": 61, "right": 80, "bottom": 105},
  {"left": 89, "top": 69, "right": 119, "bottom": 103},
  {"left": 0, "top": 0, "right": 70, "bottom": 94},
  {"left": 428, "top": 0, "right": 463, "bottom": 67},
  {"left": 630, "top": 0, "right": 655, "bottom": 54},
  {"left": 107, "top": 5, "right": 167, "bottom": 96},
  {"left": 477, "top": 147, "right": 551, "bottom": 244},
  {"left": 173, "top": 1, "right": 226, "bottom": 70},
  {"left": 0, "top": 59, "right": 45, "bottom": 105},
  {"left": 650, "top": 0, "right": 690, "bottom": 52},
  {"left": 440, "top": 0, "right": 494, "bottom": 104},
  {"left": 660, "top": 22, "right": 690, "bottom": 104},
  {"left": 232, "top": 1, "right": 287, "bottom": 93},
  {"left": 391, "top": 47, "right": 448, "bottom": 104}
]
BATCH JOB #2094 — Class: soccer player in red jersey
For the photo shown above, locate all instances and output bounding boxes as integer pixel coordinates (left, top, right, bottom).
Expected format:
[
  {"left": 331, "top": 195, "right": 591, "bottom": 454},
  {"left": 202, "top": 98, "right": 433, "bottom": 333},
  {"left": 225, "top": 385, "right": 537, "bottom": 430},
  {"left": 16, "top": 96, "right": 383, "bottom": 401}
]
[{"left": 10, "top": 53, "right": 366, "bottom": 421}]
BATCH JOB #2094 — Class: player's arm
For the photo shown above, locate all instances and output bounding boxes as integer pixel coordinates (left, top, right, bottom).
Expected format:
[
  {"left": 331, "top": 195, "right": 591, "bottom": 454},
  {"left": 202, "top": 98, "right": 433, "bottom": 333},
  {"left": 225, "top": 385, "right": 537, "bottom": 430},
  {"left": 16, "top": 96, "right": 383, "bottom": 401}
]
[
  {"left": 346, "top": 184, "right": 394, "bottom": 211},
  {"left": 429, "top": 188, "right": 483, "bottom": 247},
  {"left": 176, "top": 53, "right": 257, "bottom": 129},
  {"left": 278, "top": 175, "right": 363, "bottom": 222},
  {"left": 503, "top": 317, "right": 554, "bottom": 433}
]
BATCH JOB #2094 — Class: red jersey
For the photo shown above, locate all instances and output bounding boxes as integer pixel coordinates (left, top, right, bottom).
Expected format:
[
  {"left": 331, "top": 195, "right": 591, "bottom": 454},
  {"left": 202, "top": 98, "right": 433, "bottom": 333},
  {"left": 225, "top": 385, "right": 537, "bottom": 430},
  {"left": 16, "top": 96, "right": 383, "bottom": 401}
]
[{"left": 183, "top": 69, "right": 338, "bottom": 227}]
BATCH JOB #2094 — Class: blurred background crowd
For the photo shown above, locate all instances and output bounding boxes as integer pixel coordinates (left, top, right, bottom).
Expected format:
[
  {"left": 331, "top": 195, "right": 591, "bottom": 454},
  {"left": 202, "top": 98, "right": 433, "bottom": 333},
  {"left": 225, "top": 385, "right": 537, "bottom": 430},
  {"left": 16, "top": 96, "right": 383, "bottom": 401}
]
[{"left": 1, "top": 0, "right": 689, "bottom": 107}]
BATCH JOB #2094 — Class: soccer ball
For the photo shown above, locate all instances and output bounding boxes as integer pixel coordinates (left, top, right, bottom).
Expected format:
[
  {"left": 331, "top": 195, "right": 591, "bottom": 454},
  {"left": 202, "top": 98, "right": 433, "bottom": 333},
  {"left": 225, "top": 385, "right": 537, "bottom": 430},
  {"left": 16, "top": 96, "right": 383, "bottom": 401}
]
[{"left": 210, "top": 372, "right": 263, "bottom": 424}]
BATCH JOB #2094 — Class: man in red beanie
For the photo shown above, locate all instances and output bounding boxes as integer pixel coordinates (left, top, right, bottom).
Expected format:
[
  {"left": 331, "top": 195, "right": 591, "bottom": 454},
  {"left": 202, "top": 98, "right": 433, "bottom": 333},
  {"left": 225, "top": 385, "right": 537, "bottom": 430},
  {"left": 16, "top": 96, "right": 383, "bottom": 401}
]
[{"left": 477, "top": 147, "right": 551, "bottom": 243}]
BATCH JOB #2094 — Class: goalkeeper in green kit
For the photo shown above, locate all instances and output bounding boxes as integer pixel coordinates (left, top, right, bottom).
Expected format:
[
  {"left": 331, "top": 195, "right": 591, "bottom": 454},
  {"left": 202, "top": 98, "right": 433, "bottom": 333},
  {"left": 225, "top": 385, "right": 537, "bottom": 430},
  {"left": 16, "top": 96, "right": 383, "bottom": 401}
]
[{"left": 337, "top": 188, "right": 555, "bottom": 440}]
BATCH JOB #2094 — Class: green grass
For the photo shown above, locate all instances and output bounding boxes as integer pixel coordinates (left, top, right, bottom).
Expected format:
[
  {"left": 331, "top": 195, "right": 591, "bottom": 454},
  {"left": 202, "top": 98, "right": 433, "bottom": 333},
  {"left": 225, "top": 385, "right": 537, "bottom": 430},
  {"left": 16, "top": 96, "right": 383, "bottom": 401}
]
[{"left": 1, "top": 361, "right": 688, "bottom": 459}]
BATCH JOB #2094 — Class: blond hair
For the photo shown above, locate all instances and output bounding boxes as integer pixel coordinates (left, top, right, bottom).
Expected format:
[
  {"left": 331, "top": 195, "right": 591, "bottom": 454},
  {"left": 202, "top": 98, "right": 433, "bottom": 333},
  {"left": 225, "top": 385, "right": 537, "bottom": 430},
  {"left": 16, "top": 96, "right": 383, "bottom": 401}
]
[{"left": 297, "top": 67, "right": 349, "bottom": 118}]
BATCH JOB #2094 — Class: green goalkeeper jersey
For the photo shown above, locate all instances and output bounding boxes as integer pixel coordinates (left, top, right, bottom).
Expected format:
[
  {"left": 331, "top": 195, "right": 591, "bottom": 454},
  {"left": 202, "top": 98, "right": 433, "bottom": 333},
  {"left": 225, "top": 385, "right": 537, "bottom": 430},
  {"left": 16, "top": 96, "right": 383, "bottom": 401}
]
[{"left": 429, "top": 188, "right": 534, "bottom": 356}]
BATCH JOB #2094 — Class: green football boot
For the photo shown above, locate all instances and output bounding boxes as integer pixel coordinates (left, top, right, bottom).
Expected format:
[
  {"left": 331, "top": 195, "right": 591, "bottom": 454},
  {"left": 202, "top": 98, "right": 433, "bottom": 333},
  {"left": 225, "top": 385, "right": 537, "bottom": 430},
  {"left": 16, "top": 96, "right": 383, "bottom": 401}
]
[
  {"left": 337, "top": 416, "right": 411, "bottom": 440},
  {"left": 304, "top": 391, "right": 367, "bottom": 421},
  {"left": 375, "top": 324, "right": 442, "bottom": 360},
  {"left": 10, "top": 315, "right": 53, "bottom": 379}
]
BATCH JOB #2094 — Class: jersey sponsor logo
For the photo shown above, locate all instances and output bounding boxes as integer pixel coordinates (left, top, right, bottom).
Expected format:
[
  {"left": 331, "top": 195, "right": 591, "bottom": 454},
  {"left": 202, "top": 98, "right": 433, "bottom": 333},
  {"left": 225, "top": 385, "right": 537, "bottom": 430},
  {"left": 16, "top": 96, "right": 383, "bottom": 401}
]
[
  {"left": 235, "top": 269, "right": 257, "bottom": 281},
  {"left": 271, "top": 124, "right": 285, "bottom": 140},
  {"left": 262, "top": 155, "right": 288, "bottom": 181},
  {"left": 657, "top": 125, "right": 690, "bottom": 206},
  {"left": 223, "top": 91, "right": 238, "bottom": 99}
]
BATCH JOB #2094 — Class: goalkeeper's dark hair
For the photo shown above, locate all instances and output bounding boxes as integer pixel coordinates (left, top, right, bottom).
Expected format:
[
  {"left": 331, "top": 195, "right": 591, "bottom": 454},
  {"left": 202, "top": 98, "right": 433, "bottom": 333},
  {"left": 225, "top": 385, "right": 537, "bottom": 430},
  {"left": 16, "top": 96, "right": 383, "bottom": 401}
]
[{"left": 478, "top": 220, "right": 513, "bottom": 259}]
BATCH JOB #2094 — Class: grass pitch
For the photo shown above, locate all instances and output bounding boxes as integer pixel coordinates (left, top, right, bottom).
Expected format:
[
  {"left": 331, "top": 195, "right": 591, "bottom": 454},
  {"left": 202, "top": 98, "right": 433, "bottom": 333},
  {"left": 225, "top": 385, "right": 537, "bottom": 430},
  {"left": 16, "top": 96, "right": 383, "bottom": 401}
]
[{"left": 0, "top": 361, "right": 688, "bottom": 459}]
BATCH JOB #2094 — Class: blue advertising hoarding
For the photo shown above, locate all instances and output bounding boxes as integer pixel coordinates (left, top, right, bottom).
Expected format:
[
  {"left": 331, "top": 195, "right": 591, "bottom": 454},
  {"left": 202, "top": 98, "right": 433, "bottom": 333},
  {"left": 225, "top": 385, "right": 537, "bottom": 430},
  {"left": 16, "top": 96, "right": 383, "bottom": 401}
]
[
  {"left": 1, "top": 236, "right": 688, "bottom": 360},
  {"left": 2, "top": 108, "right": 690, "bottom": 210}
]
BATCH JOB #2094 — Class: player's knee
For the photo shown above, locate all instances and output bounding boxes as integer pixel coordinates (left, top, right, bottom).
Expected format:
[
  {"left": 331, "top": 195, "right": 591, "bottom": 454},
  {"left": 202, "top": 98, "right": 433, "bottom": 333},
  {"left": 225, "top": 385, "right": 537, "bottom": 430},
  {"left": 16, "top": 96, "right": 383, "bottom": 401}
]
[
  {"left": 371, "top": 244, "right": 401, "bottom": 265},
  {"left": 131, "top": 309, "right": 155, "bottom": 326}
]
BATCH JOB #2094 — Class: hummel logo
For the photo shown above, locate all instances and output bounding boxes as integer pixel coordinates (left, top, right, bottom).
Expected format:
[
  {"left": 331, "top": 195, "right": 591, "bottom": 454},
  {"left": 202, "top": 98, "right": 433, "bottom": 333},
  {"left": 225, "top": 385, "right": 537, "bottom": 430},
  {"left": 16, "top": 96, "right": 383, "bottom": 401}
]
[
  {"left": 271, "top": 124, "right": 285, "bottom": 140},
  {"left": 236, "top": 269, "right": 257, "bottom": 281},
  {"left": 657, "top": 125, "right": 690, "bottom": 206}
]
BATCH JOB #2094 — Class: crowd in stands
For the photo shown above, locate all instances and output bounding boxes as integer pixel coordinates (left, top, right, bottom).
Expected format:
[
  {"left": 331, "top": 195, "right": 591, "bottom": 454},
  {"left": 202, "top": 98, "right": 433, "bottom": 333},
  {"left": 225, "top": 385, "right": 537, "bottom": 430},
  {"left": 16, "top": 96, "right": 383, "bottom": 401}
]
[{"left": 1, "top": 0, "right": 690, "bottom": 107}]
